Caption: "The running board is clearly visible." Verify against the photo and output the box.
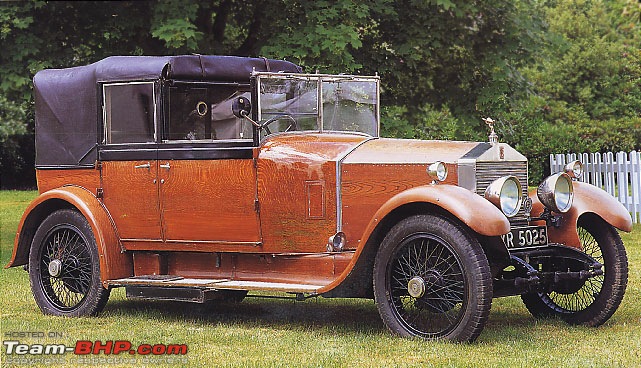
[107,275,323,294]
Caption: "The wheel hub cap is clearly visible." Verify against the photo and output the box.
[407,276,426,298]
[48,259,63,278]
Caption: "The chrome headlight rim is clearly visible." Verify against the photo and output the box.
[427,161,448,183]
[484,175,523,218]
[537,172,574,213]
[564,160,584,179]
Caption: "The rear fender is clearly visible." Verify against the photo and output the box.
[530,181,632,249]
[6,186,132,285]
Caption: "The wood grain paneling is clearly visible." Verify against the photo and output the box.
[37,169,100,194]
[340,163,458,249]
[257,133,367,253]
[133,252,166,276]
[152,251,356,287]
[306,181,325,219]
[101,160,163,240]
[159,159,261,243]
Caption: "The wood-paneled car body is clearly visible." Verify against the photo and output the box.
[7,55,632,342]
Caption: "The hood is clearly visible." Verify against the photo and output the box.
[259,132,372,164]
[260,135,526,166]
[343,138,497,164]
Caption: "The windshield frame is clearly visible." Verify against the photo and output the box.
[252,72,380,142]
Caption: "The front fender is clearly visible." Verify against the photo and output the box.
[6,186,132,285]
[530,181,633,248]
[319,184,509,295]
[359,184,511,241]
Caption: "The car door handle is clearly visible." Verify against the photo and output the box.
[134,163,151,169]
[160,163,170,170]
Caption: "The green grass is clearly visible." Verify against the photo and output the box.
[1,190,640,367]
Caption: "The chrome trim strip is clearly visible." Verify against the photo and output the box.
[335,137,378,232]
[457,158,477,192]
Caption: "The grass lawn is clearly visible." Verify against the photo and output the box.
[1,190,640,367]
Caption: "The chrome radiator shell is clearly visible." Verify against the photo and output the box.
[458,143,529,221]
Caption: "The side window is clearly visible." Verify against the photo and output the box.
[167,84,251,141]
[103,82,156,144]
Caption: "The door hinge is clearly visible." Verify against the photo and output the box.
[96,188,104,199]
[254,199,260,212]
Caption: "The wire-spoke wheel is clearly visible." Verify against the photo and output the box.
[521,214,628,326]
[373,214,492,342]
[29,209,110,316]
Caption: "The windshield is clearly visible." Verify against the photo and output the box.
[256,73,379,137]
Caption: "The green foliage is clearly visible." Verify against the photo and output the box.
[0,95,28,176]
[0,0,639,188]
[151,0,202,51]
[0,95,26,142]
[261,1,369,72]
[381,104,481,142]
[524,0,641,121]
[496,0,641,183]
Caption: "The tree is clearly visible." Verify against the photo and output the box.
[495,0,641,182]
[2,0,635,188]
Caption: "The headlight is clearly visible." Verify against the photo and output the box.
[564,160,583,179]
[537,173,574,213]
[484,176,523,217]
[427,161,448,182]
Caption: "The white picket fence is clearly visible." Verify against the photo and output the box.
[550,151,641,224]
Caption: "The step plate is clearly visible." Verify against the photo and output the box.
[108,276,322,293]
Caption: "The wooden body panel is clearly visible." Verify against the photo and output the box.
[341,163,458,248]
[36,168,100,194]
[130,251,353,287]
[16,135,526,294]
[256,133,368,253]
[339,138,500,249]
[133,252,166,276]
[101,161,163,240]
[160,159,260,243]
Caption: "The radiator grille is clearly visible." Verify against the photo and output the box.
[475,161,529,221]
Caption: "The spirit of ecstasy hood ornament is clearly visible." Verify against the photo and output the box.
[482,117,498,145]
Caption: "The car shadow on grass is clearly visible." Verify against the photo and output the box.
[102,292,550,340]
[103,293,387,335]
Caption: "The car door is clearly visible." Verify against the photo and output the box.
[157,83,261,248]
[99,81,163,243]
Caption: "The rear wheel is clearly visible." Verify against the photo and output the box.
[29,209,110,316]
[373,214,492,342]
[521,214,628,326]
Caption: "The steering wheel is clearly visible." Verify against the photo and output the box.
[260,114,298,135]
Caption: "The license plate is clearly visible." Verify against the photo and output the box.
[501,226,548,249]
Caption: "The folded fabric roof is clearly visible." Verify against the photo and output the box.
[33,55,301,167]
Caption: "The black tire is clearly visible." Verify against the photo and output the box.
[373,214,493,342]
[28,209,110,316]
[521,214,628,326]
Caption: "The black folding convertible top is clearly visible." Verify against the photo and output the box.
[33,55,301,168]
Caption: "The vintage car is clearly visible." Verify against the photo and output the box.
[7,55,632,342]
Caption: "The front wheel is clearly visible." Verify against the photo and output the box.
[373,214,493,342]
[29,209,110,316]
[521,214,628,326]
